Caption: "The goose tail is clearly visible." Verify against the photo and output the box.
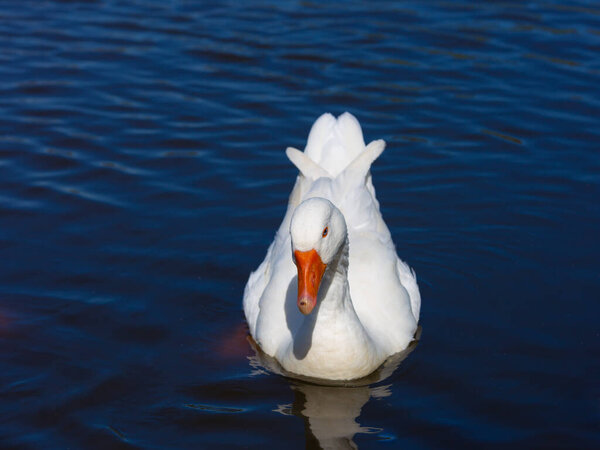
[286,112,385,181]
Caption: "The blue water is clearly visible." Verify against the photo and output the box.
[1,0,599,448]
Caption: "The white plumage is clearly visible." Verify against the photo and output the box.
[243,112,420,380]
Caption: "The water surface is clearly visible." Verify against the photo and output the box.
[1,1,599,448]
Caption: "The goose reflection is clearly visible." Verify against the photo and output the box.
[248,329,419,449]
[275,382,391,450]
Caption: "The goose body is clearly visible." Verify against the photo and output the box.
[243,113,420,381]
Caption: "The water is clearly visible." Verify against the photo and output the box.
[1,0,598,447]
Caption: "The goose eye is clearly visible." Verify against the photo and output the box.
[322,227,328,238]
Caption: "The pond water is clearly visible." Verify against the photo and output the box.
[1,1,598,448]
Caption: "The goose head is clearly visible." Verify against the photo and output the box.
[290,197,347,315]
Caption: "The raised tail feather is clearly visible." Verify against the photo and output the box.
[286,112,385,180]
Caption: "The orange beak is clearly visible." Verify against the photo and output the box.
[294,249,327,315]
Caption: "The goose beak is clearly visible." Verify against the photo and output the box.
[294,249,326,315]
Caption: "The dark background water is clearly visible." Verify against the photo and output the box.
[1,0,599,448]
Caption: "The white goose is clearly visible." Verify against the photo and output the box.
[243,113,420,381]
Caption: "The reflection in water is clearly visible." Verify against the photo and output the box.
[276,382,390,450]
[248,331,419,449]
